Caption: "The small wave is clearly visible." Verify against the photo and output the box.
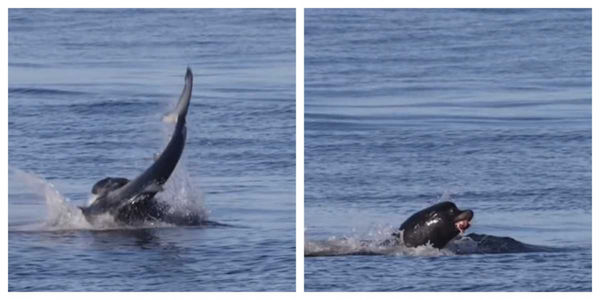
[8,62,46,68]
[9,87,87,96]
[308,98,589,110]
[211,87,273,94]
[69,99,157,109]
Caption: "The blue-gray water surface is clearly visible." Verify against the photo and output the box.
[8,9,295,291]
[304,9,591,292]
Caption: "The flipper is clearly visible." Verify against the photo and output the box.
[162,67,193,124]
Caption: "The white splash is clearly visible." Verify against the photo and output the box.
[12,169,93,230]
[304,225,455,257]
[158,159,209,222]
[11,164,208,231]
[155,113,209,222]
[87,194,99,205]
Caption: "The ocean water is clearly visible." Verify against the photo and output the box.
[8,9,295,291]
[304,9,591,291]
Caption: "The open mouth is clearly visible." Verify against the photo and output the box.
[454,209,474,234]
[455,219,471,234]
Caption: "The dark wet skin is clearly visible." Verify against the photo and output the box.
[394,201,474,249]
[459,233,557,254]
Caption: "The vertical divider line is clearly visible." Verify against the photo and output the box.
[295,7,305,293]
[1,8,8,292]
[592,6,599,295]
